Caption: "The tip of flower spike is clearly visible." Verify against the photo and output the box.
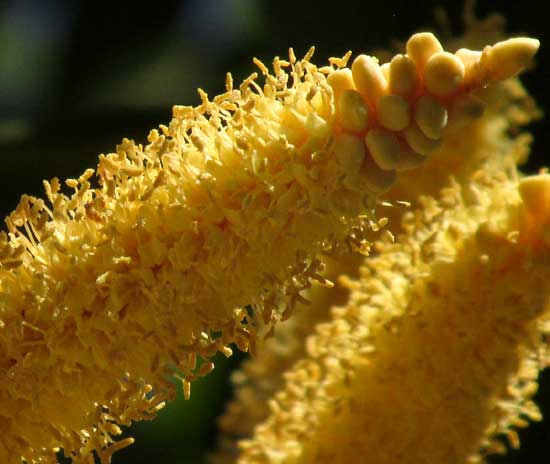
[485,37,540,81]
[324,31,540,192]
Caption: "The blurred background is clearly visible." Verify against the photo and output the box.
[0,0,549,462]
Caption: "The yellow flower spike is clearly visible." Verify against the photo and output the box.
[0,28,541,464]
[236,174,550,464]
[214,14,543,460]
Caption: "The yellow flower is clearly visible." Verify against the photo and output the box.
[0,28,538,463]
[236,172,550,464]
[214,14,541,461]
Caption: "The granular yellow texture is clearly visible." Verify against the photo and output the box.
[237,171,550,464]
[0,25,539,463]
[214,14,541,461]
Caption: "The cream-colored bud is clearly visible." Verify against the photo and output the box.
[338,90,369,132]
[485,37,540,81]
[327,68,355,101]
[414,95,448,140]
[305,112,330,138]
[389,54,418,97]
[405,32,443,70]
[351,55,388,105]
[377,94,411,131]
[365,128,402,170]
[403,122,442,155]
[424,52,465,96]
[360,152,397,193]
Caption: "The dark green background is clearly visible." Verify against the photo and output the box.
[1,0,549,462]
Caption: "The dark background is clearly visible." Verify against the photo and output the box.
[1,0,549,462]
